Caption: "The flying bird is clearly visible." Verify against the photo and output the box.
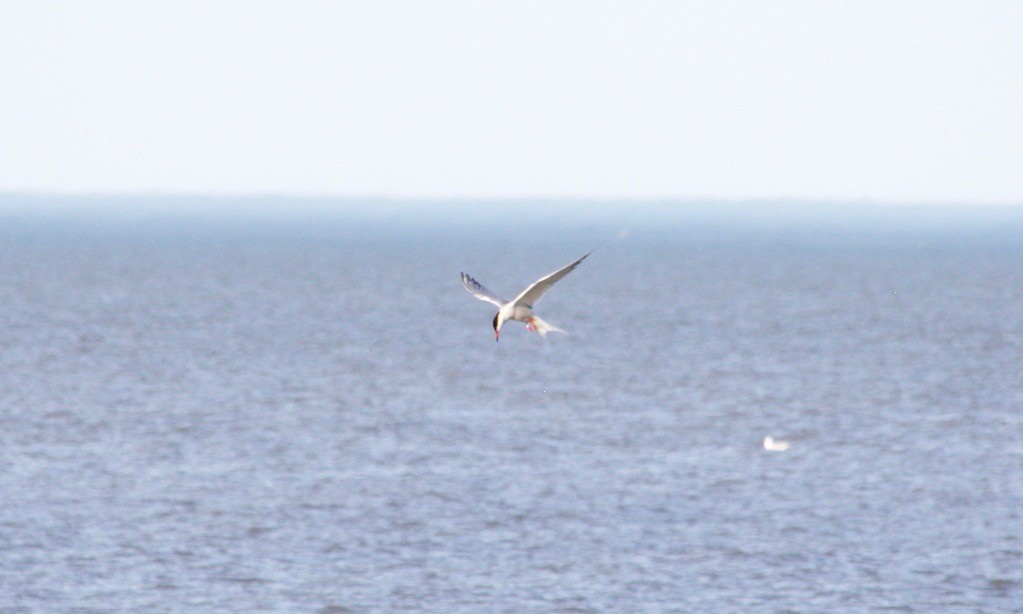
[461,252,590,341]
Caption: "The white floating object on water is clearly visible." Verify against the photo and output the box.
[763,436,790,452]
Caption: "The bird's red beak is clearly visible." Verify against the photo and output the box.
[495,330,500,342]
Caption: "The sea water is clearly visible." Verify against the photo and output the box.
[1,202,1021,611]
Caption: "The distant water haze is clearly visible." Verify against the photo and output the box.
[1,197,1021,610]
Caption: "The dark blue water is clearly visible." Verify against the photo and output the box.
[1,204,1022,611]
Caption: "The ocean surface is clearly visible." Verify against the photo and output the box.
[2,203,1022,612]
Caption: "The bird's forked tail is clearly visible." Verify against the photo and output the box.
[528,316,566,337]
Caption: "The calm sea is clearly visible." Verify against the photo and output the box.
[1,201,1022,611]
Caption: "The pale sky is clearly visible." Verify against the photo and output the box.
[2,1,1022,204]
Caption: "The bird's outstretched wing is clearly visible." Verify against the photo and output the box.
[511,251,591,309]
[461,272,506,307]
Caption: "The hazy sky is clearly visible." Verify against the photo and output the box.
[2,2,1021,204]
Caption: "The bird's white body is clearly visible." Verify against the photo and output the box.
[501,304,535,325]
[496,303,563,337]
[461,252,589,340]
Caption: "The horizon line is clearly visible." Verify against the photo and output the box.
[1,190,1022,209]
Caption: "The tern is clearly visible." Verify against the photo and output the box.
[763,436,790,452]
[461,252,590,341]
